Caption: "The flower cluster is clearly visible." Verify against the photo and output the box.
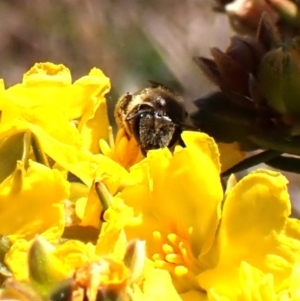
[192,13,300,175]
[0,63,299,301]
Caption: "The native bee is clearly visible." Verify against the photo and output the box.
[114,81,187,155]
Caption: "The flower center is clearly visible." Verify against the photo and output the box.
[152,230,203,292]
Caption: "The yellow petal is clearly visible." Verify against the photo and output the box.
[207,262,277,301]
[23,62,71,85]
[141,265,182,301]
[5,239,30,280]
[180,290,208,301]
[77,68,111,154]
[289,261,300,299]
[96,196,140,258]
[5,63,109,121]
[28,122,127,186]
[121,131,223,258]
[217,142,245,173]
[53,240,96,275]
[0,160,67,241]
[80,181,104,229]
[198,170,300,297]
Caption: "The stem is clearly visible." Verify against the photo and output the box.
[248,134,300,156]
[221,149,282,176]
[266,155,300,174]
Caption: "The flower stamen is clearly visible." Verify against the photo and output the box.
[152,230,201,277]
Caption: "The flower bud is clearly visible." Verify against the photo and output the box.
[28,236,64,295]
[123,240,146,284]
[225,0,279,34]
[258,39,300,121]
[268,0,300,25]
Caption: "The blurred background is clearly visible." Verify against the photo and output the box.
[0,0,299,214]
[0,0,234,110]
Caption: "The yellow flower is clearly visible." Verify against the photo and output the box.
[122,131,222,248]
[0,62,121,186]
[2,62,300,301]
[105,130,300,300]
[117,131,223,293]
[5,209,181,300]
[5,191,139,282]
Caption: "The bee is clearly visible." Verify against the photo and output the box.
[114,81,187,155]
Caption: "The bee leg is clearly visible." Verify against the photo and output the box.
[141,147,147,157]
[178,135,186,147]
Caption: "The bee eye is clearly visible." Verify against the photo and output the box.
[125,103,153,121]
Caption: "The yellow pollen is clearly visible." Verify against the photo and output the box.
[167,233,181,245]
[162,244,174,254]
[154,259,169,269]
[153,231,162,241]
[152,253,161,261]
[165,254,184,265]
[153,230,201,278]
[174,265,189,277]
[179,242,187,255]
